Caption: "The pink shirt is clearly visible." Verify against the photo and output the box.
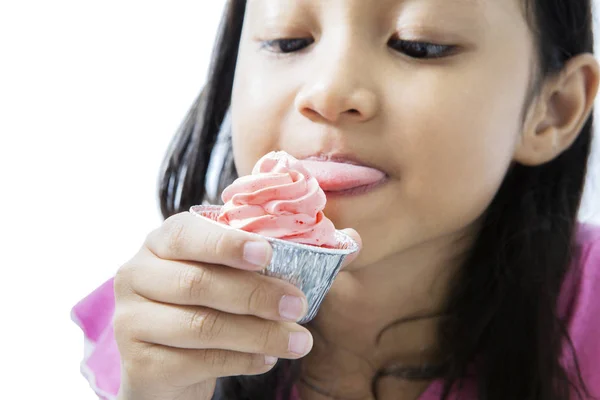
[72,223,600,400]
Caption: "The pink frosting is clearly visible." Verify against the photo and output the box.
[218,151,337,247]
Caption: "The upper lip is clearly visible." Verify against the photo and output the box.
[301,152,387,175]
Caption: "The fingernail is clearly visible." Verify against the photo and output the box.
[243,242,270,269]
[289,332,311,355]
[279,295,306,321]
[265,355,278,365]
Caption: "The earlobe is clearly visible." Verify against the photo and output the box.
[513,54,600,167]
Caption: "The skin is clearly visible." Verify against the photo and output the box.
[230,0,599,398]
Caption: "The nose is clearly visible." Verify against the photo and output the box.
[295,52,379,124]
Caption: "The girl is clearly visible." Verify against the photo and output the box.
[72,0,600,399]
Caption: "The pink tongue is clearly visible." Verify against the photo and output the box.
[302,160,386,192]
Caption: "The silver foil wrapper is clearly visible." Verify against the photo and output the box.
[189,205,359,324]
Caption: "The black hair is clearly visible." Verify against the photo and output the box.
[158,0,596,399]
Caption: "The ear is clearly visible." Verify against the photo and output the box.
[514,54,600,166]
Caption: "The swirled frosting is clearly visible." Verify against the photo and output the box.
[218,151,337,247]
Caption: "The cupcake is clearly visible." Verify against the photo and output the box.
[190,151,359,323]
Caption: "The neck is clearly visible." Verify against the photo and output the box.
[299,228,475,398]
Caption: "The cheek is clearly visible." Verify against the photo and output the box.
[386,60,528,234]
[230,55,290,176]
[407,91,520,194]
[230,116,271,177]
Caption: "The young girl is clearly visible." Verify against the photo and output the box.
[72,0,600,399]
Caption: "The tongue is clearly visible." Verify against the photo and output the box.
[301,160,386,192]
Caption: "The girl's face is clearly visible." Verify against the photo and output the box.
[230,0,535,267]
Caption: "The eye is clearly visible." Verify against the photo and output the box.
[262,38,314,54]
[388,38,455,59]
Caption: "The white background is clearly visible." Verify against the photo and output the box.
[0,1,598,398]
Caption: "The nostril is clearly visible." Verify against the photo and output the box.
[301,107,323,122]
[348,109,360,115]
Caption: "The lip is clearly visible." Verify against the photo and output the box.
[300,153,388,195]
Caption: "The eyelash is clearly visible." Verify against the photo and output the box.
[261,38,455,59]
[388,38,455,59]
[262,38,314,54]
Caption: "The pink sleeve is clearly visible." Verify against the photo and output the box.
[560,224,600,398]
[71,278,121,400]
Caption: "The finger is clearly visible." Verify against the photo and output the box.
[124,301,313,359]
[339,228,362,269]
[129,251,308,322]
[124,343,278,388]
[145,212,273,271]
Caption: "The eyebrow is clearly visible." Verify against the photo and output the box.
[248,0,488,34]
[248,0,488,23]
[249,0,485,7]
[246,0,319,29]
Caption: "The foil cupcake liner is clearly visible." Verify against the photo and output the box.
[189,205,359,324]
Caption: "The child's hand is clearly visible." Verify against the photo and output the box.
[113,212,313,400]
